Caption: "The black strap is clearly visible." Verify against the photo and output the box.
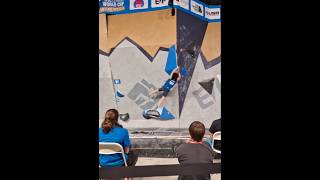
[99,163,220,179]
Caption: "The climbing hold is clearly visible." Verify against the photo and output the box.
[116,91,125,97]
[181,67,187,77]
[113,79,121,84]
[142,109,160,119]
[120,113,130,121]
[142,106,175,120]
[165,45,178,76]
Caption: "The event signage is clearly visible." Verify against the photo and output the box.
[151,0,169,8]
[99,0,221,22]
[190,0,204,16]
[205,7,220,20]
[99,0,126,13]
[130,0,149,10]
[174,0,189,10]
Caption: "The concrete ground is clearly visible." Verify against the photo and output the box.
[133,158,221,180]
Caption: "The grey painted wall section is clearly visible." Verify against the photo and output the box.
[106,39,180,129]
[99,54,117,127]
[179,54,221,128]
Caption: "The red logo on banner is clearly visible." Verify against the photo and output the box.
[134,0,145,8]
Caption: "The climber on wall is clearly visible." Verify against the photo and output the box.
[148,67,182,109]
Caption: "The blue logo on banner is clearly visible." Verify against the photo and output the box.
[100,0,125,13]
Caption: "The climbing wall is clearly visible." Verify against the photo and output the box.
[106,38,180,129]
[99,9,220,130]
[179,54,221,128]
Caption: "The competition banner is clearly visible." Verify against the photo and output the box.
[99,0,221,22]
[99,0,126,13]
[205,6,221,21]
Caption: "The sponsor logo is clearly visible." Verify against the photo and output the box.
[155,0,167,5]
[99,0,125,13]
[191,1,203,16]
[206,11,219,16]
[174,0,189,10]
[192,4,202,13]
[130,0,148,10]
[205,7,220,20]
[134,0,145,8]
[152,0,169,8]
[180,0,189,9]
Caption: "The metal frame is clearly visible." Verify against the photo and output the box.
[99,142,128,166]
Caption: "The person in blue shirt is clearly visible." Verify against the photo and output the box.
[99,109,138,167]
[149,67,181,109]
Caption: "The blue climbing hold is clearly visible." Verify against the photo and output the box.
[165,45,178,76]
[180,67,187,77]
[114,79,121,84]
[159,106,175,120]
[116,91,124,98]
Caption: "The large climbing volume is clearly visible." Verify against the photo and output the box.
[159,106,175,120]
[165,45,178,76]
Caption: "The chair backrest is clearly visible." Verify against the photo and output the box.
[99,142,128,166]
[212,131,221,141]
[211,131,221,154]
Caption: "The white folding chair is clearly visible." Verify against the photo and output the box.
[99,142,128,166]
[211,131,221,154]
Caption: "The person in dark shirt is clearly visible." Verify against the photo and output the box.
[209,118,221,152]
[176,121,214,180]
[209,118,221,133]
[207,118,221,159]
